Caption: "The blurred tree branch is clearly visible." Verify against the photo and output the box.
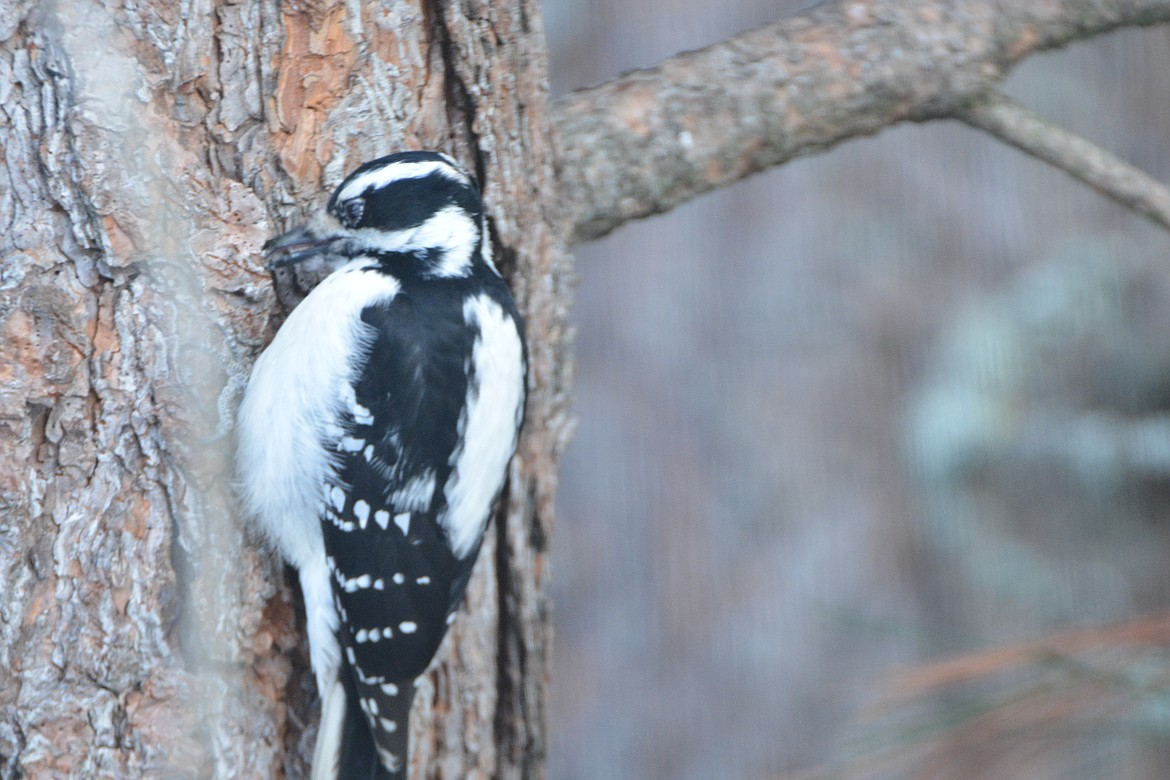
[889,612,1170,695]
[958,90,1170,231]
[553,0,1170,245]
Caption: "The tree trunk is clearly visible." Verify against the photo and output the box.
[5,0,1168,777]
[0,1,571,778]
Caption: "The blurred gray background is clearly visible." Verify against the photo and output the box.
[543,2,1170,778]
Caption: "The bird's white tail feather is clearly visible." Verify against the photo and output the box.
[311,678,347,780]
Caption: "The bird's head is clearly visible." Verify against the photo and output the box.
[264,151,492,279]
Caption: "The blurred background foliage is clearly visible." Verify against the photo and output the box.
[542,1,1170,777]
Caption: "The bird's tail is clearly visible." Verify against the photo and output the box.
[312,665,414,780]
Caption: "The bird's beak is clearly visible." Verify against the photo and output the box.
[263,223,340,270]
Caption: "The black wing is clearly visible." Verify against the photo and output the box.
[319,282,480,773]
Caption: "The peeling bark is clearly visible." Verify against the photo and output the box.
[1,0,569,777]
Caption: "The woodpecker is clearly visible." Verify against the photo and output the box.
[236,151,526,779]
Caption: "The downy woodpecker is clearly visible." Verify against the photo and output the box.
[237,151,526,779]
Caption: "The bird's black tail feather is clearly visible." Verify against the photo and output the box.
[339,660,414,780]
[336,669,391,780]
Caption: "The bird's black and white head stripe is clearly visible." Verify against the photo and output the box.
[266,151,491,280]
[237,151,526,780]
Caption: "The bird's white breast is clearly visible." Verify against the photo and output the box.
[237,260,400,569]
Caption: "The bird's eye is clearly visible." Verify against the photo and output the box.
[340,198,365,228]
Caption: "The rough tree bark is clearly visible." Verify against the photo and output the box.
[554,0,1170,243]
[1,0,1167,778]
[0,1,569,778]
